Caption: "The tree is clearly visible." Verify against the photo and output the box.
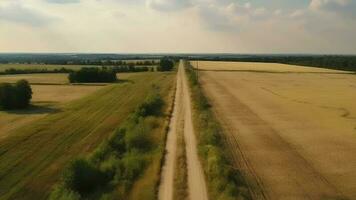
[14,80,32,108]
[157,58,174,71]
[0,83,14,109]
[0,80,32,110]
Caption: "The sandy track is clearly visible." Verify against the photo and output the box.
[159,61,208,200]
[200,71,356,200]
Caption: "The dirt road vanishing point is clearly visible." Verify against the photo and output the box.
[158,61,208,200]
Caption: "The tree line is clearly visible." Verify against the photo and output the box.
[0,80,32,110]
[68,68,117,83]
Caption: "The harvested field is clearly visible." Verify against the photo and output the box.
[0,73,69,84]
[198,61,356,200]
[0,72,174,200]
[192,61,352,73]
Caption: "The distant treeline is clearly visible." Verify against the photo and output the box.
[0,67,74,75]
[69,68,117,83]
[0,66,154,75]
[0,53,162,65]
[0,80,32,110]
[191,55,356,72]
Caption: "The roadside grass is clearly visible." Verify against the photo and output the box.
[173,118,188,200]
[0,72,174,200]
[186,62,251,200]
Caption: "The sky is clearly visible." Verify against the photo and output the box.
[0,0,355,54]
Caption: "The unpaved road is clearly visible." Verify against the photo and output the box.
[159,61,208,200]
[200,70,356,200]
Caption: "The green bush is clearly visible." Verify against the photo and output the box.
[49,185,81,200]
[62,158,107,194]
[136,92,164,117]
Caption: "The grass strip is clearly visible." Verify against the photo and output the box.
[185,62,251,200]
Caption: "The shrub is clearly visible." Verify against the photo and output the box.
[136,92,164,117]
[62,158,107,194]
[69,67,117,83]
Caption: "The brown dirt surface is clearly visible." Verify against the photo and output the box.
[199,65,356,200]
[159,61,208,200]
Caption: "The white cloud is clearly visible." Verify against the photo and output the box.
[0,2,56,27]
[146,0,192,11]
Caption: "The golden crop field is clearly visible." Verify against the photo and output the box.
[198,61,356,200]
[0,84,104,140]
[0,73,69,84]
[191,60,351,73]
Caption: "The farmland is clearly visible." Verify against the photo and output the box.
[0,72,175,200]
[192,61,353,73]
[195,61,356,199]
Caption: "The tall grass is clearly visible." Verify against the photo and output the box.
[50,88,167,200]
[185,63,251,200]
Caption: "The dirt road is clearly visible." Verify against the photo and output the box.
[200,70,356,200]
[159,61,208,200]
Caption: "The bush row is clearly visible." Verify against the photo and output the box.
[50,89,165,200]
[68,67,118,83]
[0,79,32,110]
[185,63,251,200]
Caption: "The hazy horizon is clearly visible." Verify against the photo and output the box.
[1,0,356,54]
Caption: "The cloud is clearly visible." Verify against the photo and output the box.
[309,0,356,18]
[0,3,56,27]
[46,0,80,4]
[146,0,192,11]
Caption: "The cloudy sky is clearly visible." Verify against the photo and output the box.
[0,0,355,54]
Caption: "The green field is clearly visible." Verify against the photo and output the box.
[0,72,174,200]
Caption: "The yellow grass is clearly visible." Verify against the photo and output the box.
[0,74,69,84]
[191,61,351,73]
[200,68,356,199]
[0,84,104,140]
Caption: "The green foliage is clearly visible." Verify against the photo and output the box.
[136,91,164,117]
[0,79,32,110]
[69,67,117,83]
[62,158,107,194]
[49,185,81,200]
[186,63,251,200]
[157,58,174,71]
[50,89,165,200]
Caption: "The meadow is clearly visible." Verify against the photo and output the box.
[0,72,175,200]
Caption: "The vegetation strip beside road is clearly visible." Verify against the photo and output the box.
[50,84,174,200]
[186,62,251,200]
[0,72,174,200]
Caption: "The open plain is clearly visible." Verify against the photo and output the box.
[196,61,356,200]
